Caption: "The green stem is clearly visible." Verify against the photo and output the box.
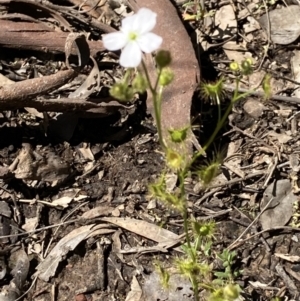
[141,60,155,95]
[188,78,246,168]
[192,276,200,301]
[179,171,199,301]
[153,67,163,92]
[178,172,192,251]
[179,172,195,266]
[155,87,166,150]
[141,60,166,150]
[216,94,221,124]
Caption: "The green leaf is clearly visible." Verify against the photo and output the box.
[214,271,228,279]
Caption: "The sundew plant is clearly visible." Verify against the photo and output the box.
[102,7,267,301]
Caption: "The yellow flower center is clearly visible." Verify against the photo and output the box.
[128,32,138,41]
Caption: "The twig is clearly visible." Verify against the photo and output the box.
[227,197,274,250]
[0,218,81,240]
[276,263,298,296]
[14,276,38,301]
[0,0,73,31]
[209,171,267,189]
[228,225,300,250]
[232,205,271,252]
[0,21,105,56]
[262,156,278,189]
[43,202,89,257]
[224,84,300,104]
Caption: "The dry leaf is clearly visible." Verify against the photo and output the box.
[268,131,292,144]
[275,253,300,262]
[35,224,112,281]
[22,217,38,232]
[68,56,101,99]
[101,217,179,242]
[78,143,95,161]
[259,179,297,230]
[125,276,143,301]
[81,205,115,219]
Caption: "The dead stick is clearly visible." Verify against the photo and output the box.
[0,70,76,102]
[0,21,105,56]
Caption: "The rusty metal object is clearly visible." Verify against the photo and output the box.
[131,0,201,155]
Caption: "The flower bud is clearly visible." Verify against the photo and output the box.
[199,225,210,236]
[110,82,134,102]
[169,127,188,143]
[229,62,239,72]
[223,284,240,300]
[241,58,253,75]
[155,50,172,68]
[166,149,183,170]
[199,162,219,185]
[132,73,148,93]
[159,68,174,86]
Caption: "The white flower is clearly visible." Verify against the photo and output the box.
[102,8,163,68]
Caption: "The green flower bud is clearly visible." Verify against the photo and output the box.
[110,82,134,102]
[166,149,183,170]
[168,127,188,143]
[159,68,174,86]
[199,225,210,236]
[199,162,219,185]
[241,58,253,75]
[245,57,252,65]
[229,62,239,72]
[192,221,215,238]
[223,284,240,300]
[155,50,172,68]
[200,78,224,104]
[132,73,148,93]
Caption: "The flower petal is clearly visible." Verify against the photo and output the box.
[137,32,162,53]
[120,42,142,68]
[121,14,137,34]
[133,8,157,34]
[102,32,127,51]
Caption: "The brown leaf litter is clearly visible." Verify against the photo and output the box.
[2,1,300,301]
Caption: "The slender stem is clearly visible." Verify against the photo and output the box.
[233,77,240,101]
[216,94,221,124]
[188,100,233,166]
[141,60,155,95]
[192,276,199,301]
[155,88,167,149]
[179,172,192,252]
[153,67,163,92]
[141,60,166,149]
[179,170,199,301]
[188,78,247,168]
